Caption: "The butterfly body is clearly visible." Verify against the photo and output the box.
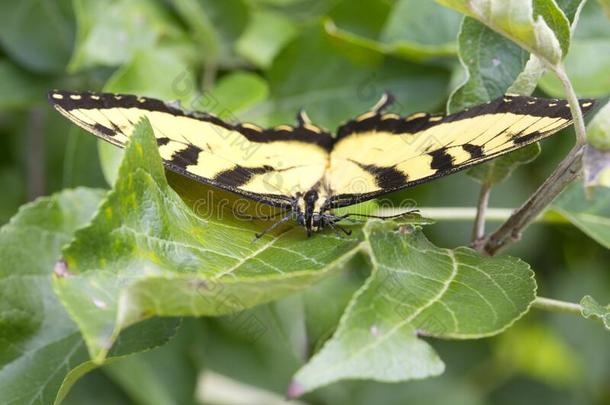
[48,90,595,237]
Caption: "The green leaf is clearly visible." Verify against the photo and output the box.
[447,17,530,113]
[0,188,179,405]
[235,10,298,68]
[54,119,362,363]
[437,0,569,66]
[68,0,184,72]
[203,71,270,119]
[102,323,198,405]
[323,0,461,62]
[290,221,536,396]
[242,25,451,129]
[0,0,74,73]
[379,0,462,60]
[538,1,610,98]
[580,295,610,330]
[448,0,586,112]
[551,182,610,248]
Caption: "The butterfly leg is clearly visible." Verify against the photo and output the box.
[234,209,289,221]
[327,220,352,236]
[253,212,294,241]
[341,210,419,220]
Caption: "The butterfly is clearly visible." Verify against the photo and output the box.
[48,90,595,238]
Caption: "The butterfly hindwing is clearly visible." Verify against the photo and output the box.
[325,94,595,207]
[49,90,332,207]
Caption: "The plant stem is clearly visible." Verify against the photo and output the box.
[532,296,582,315]
[376,207,569,223]
[483,146,583,255]
[482,62,588,255]
[472,183,491,244]
[552,64,588,145]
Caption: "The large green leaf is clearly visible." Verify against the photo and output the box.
[0,188,179,405]
[54,119,362,362]
[437,0,570,66]
[447,18,530,113]
[551,183,610,248]
[290,221,536,396]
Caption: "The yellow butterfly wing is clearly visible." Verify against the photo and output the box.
[325,95,595,208]
[49,90,331,207]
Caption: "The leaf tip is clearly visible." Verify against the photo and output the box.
[286,380,304,399]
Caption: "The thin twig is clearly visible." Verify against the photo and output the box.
[482,62,588,255]
[484,146,583,255]
[471,183,491,248]
[531,296,582,315]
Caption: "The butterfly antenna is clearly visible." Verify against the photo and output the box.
[253,212,293,242]
[371,91,396,114]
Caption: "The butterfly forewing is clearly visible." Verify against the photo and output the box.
[325,95,595,207]
[49,90,332,207]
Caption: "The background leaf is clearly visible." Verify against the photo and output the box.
[580,295,610,330]
[68,0,184,72]
[539,0,610,98]
[437,0,569,66]
[551,183,610,249]
[0,188,179,405]
[290,221,536,396]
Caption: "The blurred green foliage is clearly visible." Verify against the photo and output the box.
[0,0,609,404]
